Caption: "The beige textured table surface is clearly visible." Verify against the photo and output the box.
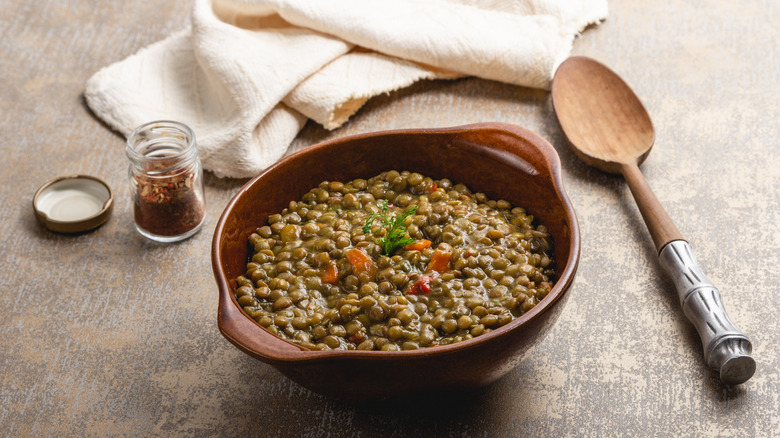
[1,1,778,436]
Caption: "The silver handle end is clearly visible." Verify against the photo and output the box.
[709,336,755,385]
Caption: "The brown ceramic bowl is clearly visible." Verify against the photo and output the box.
[212,122,580,400]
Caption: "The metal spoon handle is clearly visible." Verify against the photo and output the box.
[658,240,755,384]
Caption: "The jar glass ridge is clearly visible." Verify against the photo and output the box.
[126,121,206,243]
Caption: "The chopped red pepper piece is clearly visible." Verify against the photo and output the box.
[406,275,434,295]
[428,183,438,194]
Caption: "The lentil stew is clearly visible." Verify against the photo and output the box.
[235,170,555,351]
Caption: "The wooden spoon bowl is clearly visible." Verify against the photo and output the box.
[552,56,655,174]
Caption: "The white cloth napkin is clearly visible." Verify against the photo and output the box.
[85,0,607,178]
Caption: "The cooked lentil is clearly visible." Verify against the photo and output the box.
[235,171,555,351]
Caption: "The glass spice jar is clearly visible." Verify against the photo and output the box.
[126,121,205,243]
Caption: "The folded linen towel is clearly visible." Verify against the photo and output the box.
[85,0,607,178]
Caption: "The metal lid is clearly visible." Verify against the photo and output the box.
[33,175,114,233]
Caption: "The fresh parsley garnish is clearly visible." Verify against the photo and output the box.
[362,199,418,256]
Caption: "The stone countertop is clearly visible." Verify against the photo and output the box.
[1,1,777,436]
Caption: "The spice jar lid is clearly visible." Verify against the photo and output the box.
[33,175,114,233]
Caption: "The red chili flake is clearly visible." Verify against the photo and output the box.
[428,183,438,194]
[133,158,204,237]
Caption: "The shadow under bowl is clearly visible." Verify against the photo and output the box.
[212,122,580,400]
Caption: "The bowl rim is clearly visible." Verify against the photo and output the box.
[213,122,580,363]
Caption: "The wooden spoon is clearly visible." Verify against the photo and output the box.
[551,56,755,384]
